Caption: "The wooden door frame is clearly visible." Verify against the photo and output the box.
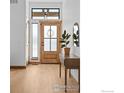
[40,20,62,63]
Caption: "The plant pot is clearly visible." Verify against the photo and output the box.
[64,48,70,56]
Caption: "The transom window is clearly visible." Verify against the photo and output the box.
[32,8,60,20]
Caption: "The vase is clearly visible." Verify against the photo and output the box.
[64,48,70,56]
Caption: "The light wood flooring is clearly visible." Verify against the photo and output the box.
[10,64,79,93]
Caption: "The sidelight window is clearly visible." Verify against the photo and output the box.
[32,23,38,58]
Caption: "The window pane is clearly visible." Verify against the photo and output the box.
[51,26,57,38]
[32,16,44,19]
[47,16,59,19]
[33,9,43,12]
[51,39,57,51]
[49,9,59,12]
[44,26,50,38]
[44,39,50,51]
[32,24,38,57]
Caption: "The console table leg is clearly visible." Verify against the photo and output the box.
[69,69,71,77]
[65,69,67,92]
[59,63,61,78]
[78,68,80,92]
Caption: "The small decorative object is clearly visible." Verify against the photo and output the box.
[73,23,79,47]
[61,30,71,56]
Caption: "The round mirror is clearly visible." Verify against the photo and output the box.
[73,23,79,47]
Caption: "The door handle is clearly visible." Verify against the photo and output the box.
[41,42,44,46]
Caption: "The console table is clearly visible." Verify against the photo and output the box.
[59,53,80,92]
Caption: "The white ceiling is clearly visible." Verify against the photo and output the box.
[29,0,63,3]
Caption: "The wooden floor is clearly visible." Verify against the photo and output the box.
[10,64,79,93]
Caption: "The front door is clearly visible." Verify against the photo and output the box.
[40,20,61,63]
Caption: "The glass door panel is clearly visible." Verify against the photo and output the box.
[44,26,50,38]
[51,26,57,38]
[51,39,57,51]
[44,39,50,51]
[43,25,57,51]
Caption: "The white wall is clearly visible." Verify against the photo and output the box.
[26,0,30,64]
[62,0,80,55]
[63,0,80,81]
[10,0,26,66]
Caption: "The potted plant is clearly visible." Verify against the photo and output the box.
[61,30,71,56]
